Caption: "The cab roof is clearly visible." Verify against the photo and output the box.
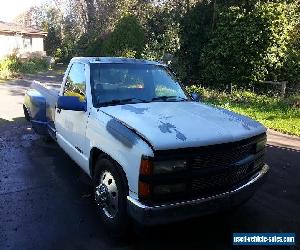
[70,57,165,66]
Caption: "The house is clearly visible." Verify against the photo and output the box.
[0,21,47,58]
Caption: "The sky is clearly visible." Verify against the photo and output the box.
[0,0,46,22]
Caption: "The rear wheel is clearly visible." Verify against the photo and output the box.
[42,134,54,143]
[23,105,30,121]
[93,157,129,234]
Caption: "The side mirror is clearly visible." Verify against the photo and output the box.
[191,93,200,102]
[57,96,87,111]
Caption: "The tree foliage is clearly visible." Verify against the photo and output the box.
[15,0,300,94]
[177,0,214,82]
[142,8,180,60]
[200,2,299,88]
[100,16,145,57]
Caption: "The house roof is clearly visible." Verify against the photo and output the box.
[0,21,47,36]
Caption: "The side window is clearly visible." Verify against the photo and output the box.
[64,63,86,102]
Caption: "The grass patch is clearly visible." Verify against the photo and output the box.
[51,64,67,75]
[0,55,49,80]
[187,86,300,136]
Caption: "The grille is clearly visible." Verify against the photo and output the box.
[190,162,254,196]
[150,133,266,202]
[190,142,255,169]
[188,135,265,196]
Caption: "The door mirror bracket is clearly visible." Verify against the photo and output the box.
[191,93,201,102]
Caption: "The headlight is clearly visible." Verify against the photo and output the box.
[153,160,187,174]
[139,157,187,199]
[256,139,266,152]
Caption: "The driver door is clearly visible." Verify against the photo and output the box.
[55,62,90,172]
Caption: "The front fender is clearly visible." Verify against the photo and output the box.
[87,110,154,199]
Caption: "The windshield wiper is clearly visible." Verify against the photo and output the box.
[99,98,148,106]
[151,96,188,102]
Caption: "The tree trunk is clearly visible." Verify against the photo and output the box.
[186,0,190,12]
[79,0,96,34]
[212,0,217,31]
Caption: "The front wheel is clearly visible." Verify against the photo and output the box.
[93,157,129,234]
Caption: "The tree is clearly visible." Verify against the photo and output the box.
[176,0,215,82]
[15,3,63,57]
[142,7,180,61]
[101,16,145,57]
[200,2,299,88]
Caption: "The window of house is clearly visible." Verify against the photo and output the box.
[23,36,32,49]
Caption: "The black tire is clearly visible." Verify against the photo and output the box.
[42,135,54,143]
[93,156,129,235]
[23,105,30,121]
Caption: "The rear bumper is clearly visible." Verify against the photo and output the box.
[127,164,269,225]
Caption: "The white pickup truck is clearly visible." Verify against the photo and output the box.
[23,57,269,231]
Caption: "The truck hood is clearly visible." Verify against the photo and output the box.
[100,102,266,150]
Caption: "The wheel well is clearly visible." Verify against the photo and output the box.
[89,147,129,193]
[89,147,105,177]
[23,105,30,121]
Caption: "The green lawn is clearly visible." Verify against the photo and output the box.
[187,86,300,136]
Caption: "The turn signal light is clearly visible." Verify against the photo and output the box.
[139,181,151,198]
[140,157,153,176]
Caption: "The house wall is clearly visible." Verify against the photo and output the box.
[0,34,19,58]
[31,36,44,52]
[0,33,45,58]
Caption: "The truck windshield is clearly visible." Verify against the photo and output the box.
[90,63,189,107]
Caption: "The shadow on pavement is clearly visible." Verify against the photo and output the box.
[0,117,26,127]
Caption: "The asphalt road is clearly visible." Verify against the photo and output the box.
[0,73,299,250]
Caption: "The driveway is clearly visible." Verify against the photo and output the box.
[0,73,299,250]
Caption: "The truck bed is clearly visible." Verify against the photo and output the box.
[31,80,61,96]
[24,80,61,136]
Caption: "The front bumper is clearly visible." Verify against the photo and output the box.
[127,164,269,225]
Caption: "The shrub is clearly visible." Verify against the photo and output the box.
[20,57,49,73]
[0,55,49,79]
[0,55,21,79]
[285,95,300,108]
[85,38,103,57]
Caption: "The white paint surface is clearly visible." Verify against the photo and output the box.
[0,34,45,58]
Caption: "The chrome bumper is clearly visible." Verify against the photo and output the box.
[127,164,269,225]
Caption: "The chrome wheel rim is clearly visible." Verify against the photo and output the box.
[95,171,118,219]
